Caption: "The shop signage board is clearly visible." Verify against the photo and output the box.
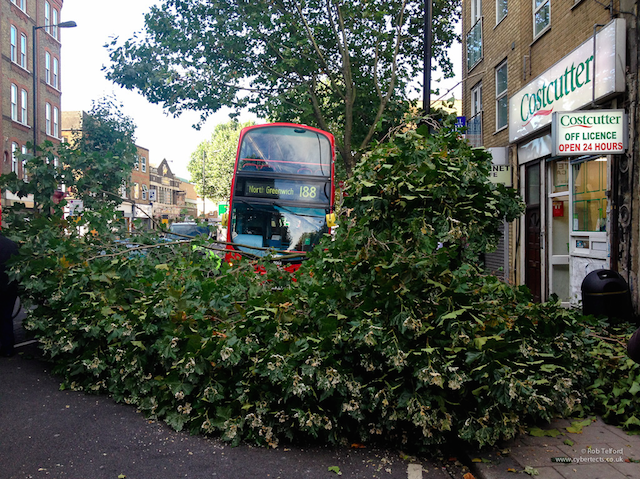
[552,110,627,156]
[509,18,626,143]
[489,165,512,186]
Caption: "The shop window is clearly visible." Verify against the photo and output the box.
[552,159,569,194]
[572,157,607,232]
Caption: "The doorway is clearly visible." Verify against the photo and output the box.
[525,162,542,302]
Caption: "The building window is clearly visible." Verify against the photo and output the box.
[45,52,51,84]
[21,89,28,124]
[45,2,51,34]
[496,0,507,24]
[534,0,550,38]
[53,107,59,137]
[11,84,18,121]
[572,158,607,232]
[495,60,508,130]
[10,26,17,63]
[46,103,52,135]
[11,143,19,174]
[134,155,139,170]
[20,33,27,69]
[120,182,128,198]
[471,82,483,117]
[141,157,147,172]
[467,82,483,147]
[142,184,148,200]
[467,0,483,71]
[52,9,59,39]
[134,182,140,200]
[21,145,29,181]
[53,58,59,89]
[11,0,26,11]
[471,0,482,23]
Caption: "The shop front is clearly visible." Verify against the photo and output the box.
[509,18,627,305]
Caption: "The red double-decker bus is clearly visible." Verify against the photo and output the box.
[225,123,335,268]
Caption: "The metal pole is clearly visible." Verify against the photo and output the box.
[32,25,38,153]
[202,150,206,217]
[423,0,433,116]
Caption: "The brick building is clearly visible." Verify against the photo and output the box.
[462,0,640,310]
[149,159,183,221]
[1,0,71,209]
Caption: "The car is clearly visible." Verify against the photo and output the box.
[165,222,213,241]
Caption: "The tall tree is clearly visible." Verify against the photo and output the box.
[188,120,253,203]
[68,96,138,208]
[105,0,460,176]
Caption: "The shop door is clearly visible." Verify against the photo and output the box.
[525,162,542,302]
[548,160,570,304]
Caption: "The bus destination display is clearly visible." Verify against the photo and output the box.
[238,178,329,204]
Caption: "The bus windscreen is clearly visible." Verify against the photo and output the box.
[230,203,328,256]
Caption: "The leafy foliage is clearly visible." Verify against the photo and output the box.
[585,325,640,430]
[187,120,254,202]
[3,120,638,451]
[62,95,138,208]
[105,0,460,174]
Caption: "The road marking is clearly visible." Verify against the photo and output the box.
[408,463,422,479]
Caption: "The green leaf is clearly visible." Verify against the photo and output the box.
[130,341,146,350]
[528,427,563,438]
[629,381,640,395]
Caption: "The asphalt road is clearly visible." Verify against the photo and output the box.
[0,317,468,479]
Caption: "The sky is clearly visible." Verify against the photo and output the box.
[60,0,460,182]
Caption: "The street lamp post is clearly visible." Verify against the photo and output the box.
[202,150,206,217]
[423,0,432,116]
[32,20,77,153]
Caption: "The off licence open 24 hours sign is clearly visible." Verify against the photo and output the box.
[552,109,627,156]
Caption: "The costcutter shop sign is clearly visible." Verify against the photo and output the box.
[552,110,627,156]
[509,18,626,143]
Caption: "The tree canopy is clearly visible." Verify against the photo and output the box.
[105,0,460,175]
[187,120,253,203]
[67,96,138,208]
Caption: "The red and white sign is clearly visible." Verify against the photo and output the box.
[552,110,627,156]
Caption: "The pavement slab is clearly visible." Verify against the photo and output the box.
[467,417,640,479]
